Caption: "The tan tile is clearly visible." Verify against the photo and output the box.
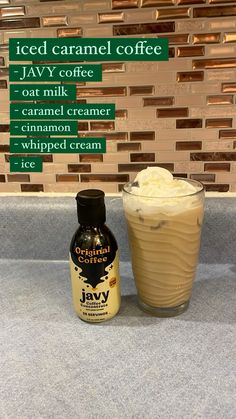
[110,97,142,108]
[126,9,154,22]
[29,28,57,38]
[118,72,174,84]
[91,163,117,173]
[27,1,81,15]
[81,173,128,183]
[191,83,220,94]
[83,0,111,10]
[175,161,203,171]
[84,26,112,37]
[128,108,156,120]
[191,106,236,117]
[43,164,67,174]
[53,154,78,163]
[176,20,205,32]
[106,142,119,153]
[0,183,21,192]
[231,163,236,172]
[44,184,81,193]
[30,174,56,183]
[157,151,190,162]
[3,30,28,43]
[0,154,6,164]
[175,95,205,106]
[191,129,217,141]
[158,59,192,71]
[0,133,9,143]
[157,129,190,140]
[216,173,236,183]
[126,62,158,73]
[103,152,129,163]
[207,45,236,57]
[142,141,175,151]
[203,141,233,151]
[70,14,96,25]
[0,113,9,124]
[0,163,8,173]
[206,70,236,81]
[207,19,236,31]
[0,101,9,112]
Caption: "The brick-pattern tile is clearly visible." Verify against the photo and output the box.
[1,0,236,192]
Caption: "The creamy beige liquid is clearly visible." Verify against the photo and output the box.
[124,203,204,308]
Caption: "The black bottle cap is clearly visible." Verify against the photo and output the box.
[76,189,106,226]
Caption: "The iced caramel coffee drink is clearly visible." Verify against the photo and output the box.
[123,167,204,317]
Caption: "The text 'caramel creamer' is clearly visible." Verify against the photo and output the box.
[70,189,120,323]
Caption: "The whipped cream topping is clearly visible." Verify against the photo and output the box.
[133,167,196,197]
[124,167,202,215]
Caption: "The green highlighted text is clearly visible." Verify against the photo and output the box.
[10,138,106,154]
[10,84,76,101]
[10,156,43,172]
[10,103,115,120]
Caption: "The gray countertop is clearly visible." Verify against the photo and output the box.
[0,197,235,419]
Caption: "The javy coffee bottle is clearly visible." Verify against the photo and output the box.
[70,189,120,323]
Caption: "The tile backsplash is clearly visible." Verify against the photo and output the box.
[1,0,236,193]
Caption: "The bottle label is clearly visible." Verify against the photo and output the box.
[70,247,120,322]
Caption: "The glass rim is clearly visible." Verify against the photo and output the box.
[122,177,205,199]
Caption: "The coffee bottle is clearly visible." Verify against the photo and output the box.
[69,189,120,322]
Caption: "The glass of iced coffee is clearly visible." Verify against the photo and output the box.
[122,167,204,317]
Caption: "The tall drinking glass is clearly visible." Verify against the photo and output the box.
[123,179,204,317]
